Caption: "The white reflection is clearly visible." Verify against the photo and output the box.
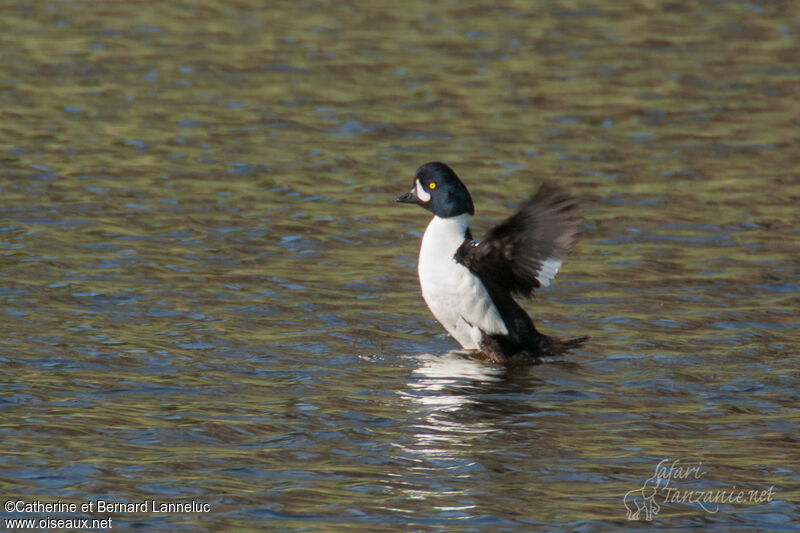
[401,351,503,411]
[412,351,503,383]
[399,352,506,450]
[386,352,539,512]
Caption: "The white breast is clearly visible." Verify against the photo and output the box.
[417,215,508,350]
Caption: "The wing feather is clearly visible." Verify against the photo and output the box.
[455,183,581,298]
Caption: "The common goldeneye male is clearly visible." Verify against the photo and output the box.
[397,162,587,363]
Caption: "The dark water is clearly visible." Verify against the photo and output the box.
[1,0,799,530]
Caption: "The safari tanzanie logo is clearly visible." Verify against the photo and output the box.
[623,458,777,521]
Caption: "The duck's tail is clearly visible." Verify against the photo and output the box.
[539,334,589,356]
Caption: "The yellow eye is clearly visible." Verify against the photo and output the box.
[429,182,436,190]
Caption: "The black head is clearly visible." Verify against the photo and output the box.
[395,162,474,218]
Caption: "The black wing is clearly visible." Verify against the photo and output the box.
[455,183,581,299]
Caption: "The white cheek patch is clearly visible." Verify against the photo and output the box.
[416,180,431,203]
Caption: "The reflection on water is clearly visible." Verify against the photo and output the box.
[2,0,799,530]
[403,353,506,463]
[412,352,506,386]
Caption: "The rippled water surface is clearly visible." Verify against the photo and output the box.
[2,0,799,530]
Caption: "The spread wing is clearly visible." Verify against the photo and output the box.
[455,183,581,299]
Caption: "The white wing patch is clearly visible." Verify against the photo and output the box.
[416,179,431,203]
[536,258,563,287]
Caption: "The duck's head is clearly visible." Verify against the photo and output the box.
[396,162,474,218]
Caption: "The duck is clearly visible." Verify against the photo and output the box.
[396,161,587,363]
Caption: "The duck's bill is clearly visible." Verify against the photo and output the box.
[396,187,419,204]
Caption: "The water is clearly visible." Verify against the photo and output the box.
[1,0,798,530]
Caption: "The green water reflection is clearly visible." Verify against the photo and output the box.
[1,0,798,530]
